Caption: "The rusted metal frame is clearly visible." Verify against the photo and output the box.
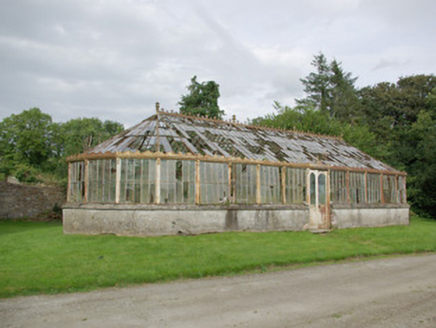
[380,174,385,204]
[346,171,350,204]
[195,160,201,205]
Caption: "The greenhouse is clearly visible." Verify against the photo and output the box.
[63,104,409,236]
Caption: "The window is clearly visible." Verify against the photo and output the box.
[349,172,365,204]
[120,159,156,203]
[285,168,306,204]
[200,162,229,204]
[383,175,398,204]
[69,161,85,202]
[88,159,117,203]
[233,164,257,204]
[160,160,195,204]
[310,173,316,205]
[367,173,381,204]
[330,170,347,204]
[318,174,326,205]
[260,166,281,204]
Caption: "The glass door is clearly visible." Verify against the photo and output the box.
[307,170,330,230]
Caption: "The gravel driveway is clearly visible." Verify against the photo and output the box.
[1,254,436,327]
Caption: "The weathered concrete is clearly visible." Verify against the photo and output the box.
[63,203,409,236]
[332,204,410,229]
[63,204,308,236]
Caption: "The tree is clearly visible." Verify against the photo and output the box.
[407,111,436,217]
[297,53,359,121]
[0,108,124,182]
[0,108,54,168]
[179,76,224,119]
[253,102,381,157]
[60,118,124,157]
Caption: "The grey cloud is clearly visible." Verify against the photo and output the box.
[1,0,436,127]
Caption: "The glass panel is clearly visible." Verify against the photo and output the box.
[349,172,365,204]
[233,164,257,204]
[160,160,195,204]
[285,168,306,204]
[383,175,397,204]
[310,173,316,205]
[69,161,85,202]
[330,170,347,204]
[88,159,116,203]
[260,166,281,204]
[200,162,229,204]
[120,159,156,204]
[367,173,381,204]
[318,174,326,205]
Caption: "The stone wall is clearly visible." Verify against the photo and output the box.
[0,181,66,219]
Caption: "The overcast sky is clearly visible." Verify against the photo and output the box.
[1,0,435,127]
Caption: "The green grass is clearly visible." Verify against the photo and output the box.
[1,216,435,298]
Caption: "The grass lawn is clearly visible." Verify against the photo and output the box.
[1,216,435,298]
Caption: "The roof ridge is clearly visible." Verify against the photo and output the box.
[156,109,343,141]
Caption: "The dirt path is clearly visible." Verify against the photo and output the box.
[2,254,436,328]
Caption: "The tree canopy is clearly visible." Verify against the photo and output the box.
[255,53,436,219]
[179,76,224,119]
[0,109,123,184]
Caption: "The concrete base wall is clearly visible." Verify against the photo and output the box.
[63,203,410,237]
[332,204,410,229]
[63,204,308,237]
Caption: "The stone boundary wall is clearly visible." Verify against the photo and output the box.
[0,182,66,219]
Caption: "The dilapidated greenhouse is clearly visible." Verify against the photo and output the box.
[63,104,409,236]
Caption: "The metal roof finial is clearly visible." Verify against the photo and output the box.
[156,102,160,113]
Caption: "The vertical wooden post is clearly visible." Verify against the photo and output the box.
[395,175,399,204]
[306,169,310,205]
[195,160,201,205]
[156,158,161,204]
[228,163,233,203]
[326,170,331,229]
[380,174,385,204]
[256,164,261,205]
[346,171,350,204]
[67,162,71,203]
[84,159,89,203]
[403,176,407,204]
[364,172,368,204]
[115,158,121,203]
[281,166,286,204]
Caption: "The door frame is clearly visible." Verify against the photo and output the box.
[306,169,331,230]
